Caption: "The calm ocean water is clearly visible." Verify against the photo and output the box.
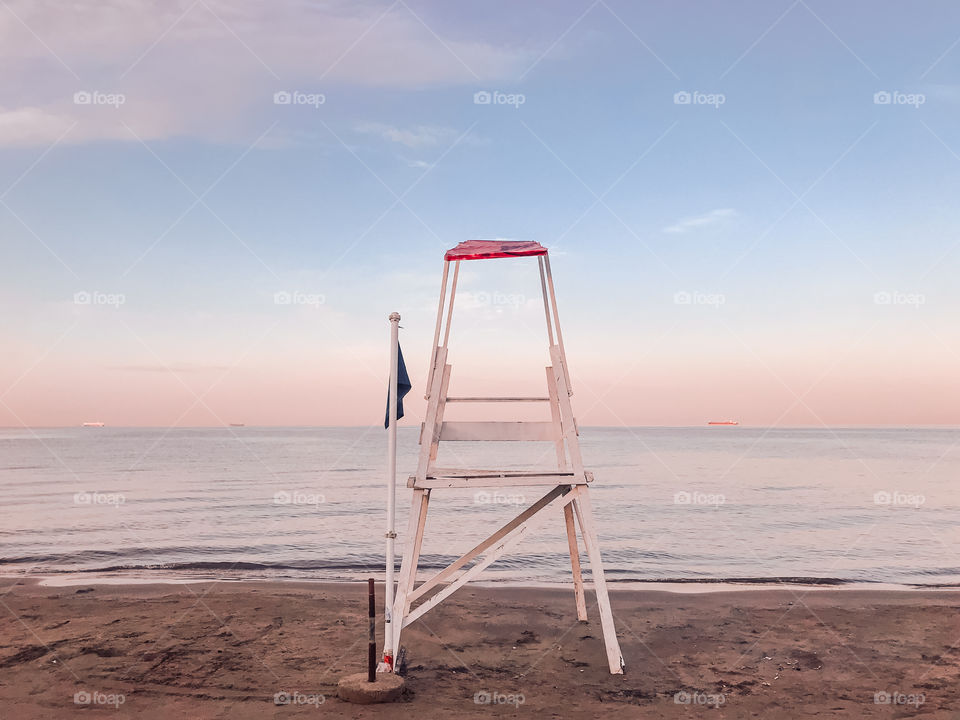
[1,427,958,586]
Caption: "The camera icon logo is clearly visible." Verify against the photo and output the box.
[73,91,92,105]
[674,91,691,105]
[74,691,92,705]
[273,91,292,105]
[474,91,492,105]
[873,91,891,105]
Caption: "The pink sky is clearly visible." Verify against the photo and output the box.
[2,344,956,427]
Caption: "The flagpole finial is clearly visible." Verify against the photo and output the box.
[389,312,401,322]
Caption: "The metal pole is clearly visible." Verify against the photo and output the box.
[368,578,376,682]
[382,311,400,671]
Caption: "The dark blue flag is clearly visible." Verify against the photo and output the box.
[384,344,412,428]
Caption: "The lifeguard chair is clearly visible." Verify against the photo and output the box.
[388,240,624,674]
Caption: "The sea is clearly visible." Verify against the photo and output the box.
[2,426,958,588]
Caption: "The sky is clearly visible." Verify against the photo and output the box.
[1,0,959,427]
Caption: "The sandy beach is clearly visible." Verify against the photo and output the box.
[0,578,957,718]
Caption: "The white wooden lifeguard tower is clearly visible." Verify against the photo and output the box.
[388,240,624,674]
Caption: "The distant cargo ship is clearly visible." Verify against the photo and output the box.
[81,422,105,427]
[708,420,739,426]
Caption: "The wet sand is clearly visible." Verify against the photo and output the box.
[1,578,958,718]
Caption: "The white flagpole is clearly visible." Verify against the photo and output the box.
[381,311,401,671]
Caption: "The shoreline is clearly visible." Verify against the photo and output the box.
[6,571,959,593]
[10,574,960,598]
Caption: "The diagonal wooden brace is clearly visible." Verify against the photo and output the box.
[395,485,575,636]
[408,485,569,605]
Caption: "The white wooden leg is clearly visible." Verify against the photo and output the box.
[573,486,624,674]
[546,366,567,470]
[564,502,588,622]
[389,488,430,665]
[428,364,451,462]
[416,350,448,483]
[549,346,584,479]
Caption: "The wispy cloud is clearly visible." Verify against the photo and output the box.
[0,0,534,147]
[0,107,77,147]
[355,122,460,148]
[663,208,736,234]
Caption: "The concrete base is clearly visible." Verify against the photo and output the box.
[337,672,405,704]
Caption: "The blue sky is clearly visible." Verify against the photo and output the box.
[1,0,959,426]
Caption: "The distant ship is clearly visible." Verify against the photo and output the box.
[81,422,105,427]
[707,420,739,426]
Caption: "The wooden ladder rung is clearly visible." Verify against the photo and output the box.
[408,470,593,489]
[428,467,575,477]
[445,396,550,402]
